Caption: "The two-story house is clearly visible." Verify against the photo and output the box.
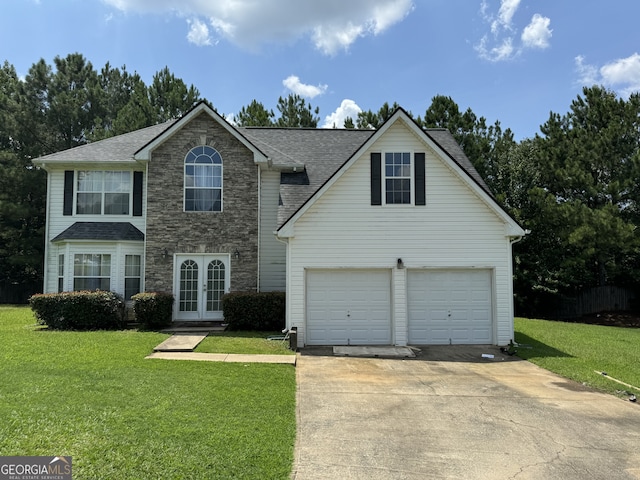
[33,102,525,348]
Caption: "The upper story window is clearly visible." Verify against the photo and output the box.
[385,152,412,204]
[371,152,425,206]
[76,171,131,215]
[184,146,223,212]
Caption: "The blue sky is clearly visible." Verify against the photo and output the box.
[2,0,640,140]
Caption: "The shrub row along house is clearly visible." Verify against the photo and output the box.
[33,102,525,348]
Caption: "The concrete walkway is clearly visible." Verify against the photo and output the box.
[148,333,297,364]
[146,351,296,364]
[153,333,208,352]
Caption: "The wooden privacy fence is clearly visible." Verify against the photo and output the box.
[0,280,42,304]
[553,285,637,319]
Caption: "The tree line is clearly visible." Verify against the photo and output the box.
[2,52,639,315]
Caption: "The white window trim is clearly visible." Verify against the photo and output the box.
[183,146,224,213]
[382,151,414,206]
[75,170,133,216]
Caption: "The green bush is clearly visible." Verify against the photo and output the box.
[223,291,285,331]
[29,291,126,330]
[131,292,174,329]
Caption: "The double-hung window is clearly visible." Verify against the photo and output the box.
[371,152,426,206]
[124,255,142,300]
[73,254,111,291]
[385,152,412,204]
[76,171,131,215]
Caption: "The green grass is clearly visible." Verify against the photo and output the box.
[0,306,296,479]
[196,331,295,355]
[515,317,640,397]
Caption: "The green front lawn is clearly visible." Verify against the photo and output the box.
[195,331,295,355]
[515,317,640,397]
[0,306,296,479]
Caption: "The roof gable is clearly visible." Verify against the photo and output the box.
[134,102,268,164]
[276,108,524,237]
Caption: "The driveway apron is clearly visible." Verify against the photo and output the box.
[292,346,640,480]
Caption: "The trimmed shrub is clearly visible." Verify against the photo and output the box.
[29,291,126,330]
[131,292,174,330]
[223,291,285,331]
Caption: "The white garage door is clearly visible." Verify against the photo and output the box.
[408,269,492,345]
[306,270,391,345]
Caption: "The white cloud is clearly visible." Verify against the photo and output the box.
[475,35,515,62]
[102,0,414,55]
[491,0,520,33]
[322,99,362,128]
[575,53,640,97]
[521,14,551,49]
[574,55,599,86]
[186,18,212,46]
[282,75,328,99]
[476,1,551,62]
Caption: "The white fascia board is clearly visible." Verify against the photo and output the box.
[398,115,526,238]
[276,108,525,239]
[134,102,269,164]
[35,160,143,171]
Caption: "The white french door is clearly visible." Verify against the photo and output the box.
[174,254,230,321]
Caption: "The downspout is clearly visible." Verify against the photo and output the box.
[275,233,291,330]
[507,229,530,343]
[41,165,51,293]
[256,165,261,292]
[142,160,149,295]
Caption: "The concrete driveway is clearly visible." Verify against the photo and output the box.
[292,346,640,480]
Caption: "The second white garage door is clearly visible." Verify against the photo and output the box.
[306,269,391,345]
[408,269,492,345]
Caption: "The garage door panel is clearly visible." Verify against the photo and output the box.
[408,269,492,345]
[307,270,391,345]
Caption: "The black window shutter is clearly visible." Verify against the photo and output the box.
[133,171,143,216]
[415,153,426,206]
[371,153,382,206]
[63,170,74,216]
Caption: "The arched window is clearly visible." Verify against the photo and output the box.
[184,146,222,212]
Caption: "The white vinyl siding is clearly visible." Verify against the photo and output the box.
[285,122,515,347]
[42,168,146,295]
[259,170,286,291]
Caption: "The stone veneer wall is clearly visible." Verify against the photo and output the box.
[144,112,259,293]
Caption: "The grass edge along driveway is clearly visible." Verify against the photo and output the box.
[0,306,296,480]
[515,317,640,399]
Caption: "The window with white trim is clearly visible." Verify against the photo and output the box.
[384,152,412,204]
[76,171,131,215]
[73,254,111,291]
[124,255,141,300]
[58,254,64,293]
[184,146,223,212]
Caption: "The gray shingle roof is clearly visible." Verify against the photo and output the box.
[33,109,494,231]
[34,121,176,164]
[52,222,145,242]
[241,128,374,226]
